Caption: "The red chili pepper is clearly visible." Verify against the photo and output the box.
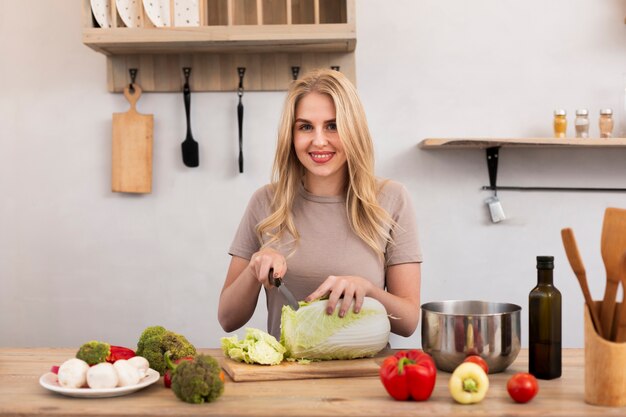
[163,356,194,388]
[106,345,136,363]
[379,350,437,401]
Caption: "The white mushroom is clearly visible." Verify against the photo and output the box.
[126,356,149,378]
[113,359,141,387]
[87,362,118,389]
[57,358,89,388]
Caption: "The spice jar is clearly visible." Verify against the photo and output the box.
[599,109,614,138]
[574,109,589,138]
[553,109,567,138]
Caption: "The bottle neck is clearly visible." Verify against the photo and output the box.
[537,268,553,285]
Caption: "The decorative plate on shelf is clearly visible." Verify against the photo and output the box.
[39,369,159,398]
[174,0,200,27]
[116,0,142,28]
[142,0,170,27]
[90,0,112,28]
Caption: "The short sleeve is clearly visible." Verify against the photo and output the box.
[381,182,423,266]
[228,186,273,260]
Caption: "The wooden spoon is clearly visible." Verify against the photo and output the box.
[561,228,603,337]
[600,208,626,341]
[613,252,626,342]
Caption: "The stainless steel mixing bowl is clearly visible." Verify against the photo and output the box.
[421,300,521,373]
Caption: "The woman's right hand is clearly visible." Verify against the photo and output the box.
[247,248,287,288]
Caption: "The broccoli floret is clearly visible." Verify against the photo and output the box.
[136,326,167,352]
[76,341,110,365]
[170,354,224,404]
[136,326,196,375]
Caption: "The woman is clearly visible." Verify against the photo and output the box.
[218,69,422,340]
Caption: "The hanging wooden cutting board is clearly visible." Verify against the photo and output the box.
[112,84,153,194]
[221,349,392,382]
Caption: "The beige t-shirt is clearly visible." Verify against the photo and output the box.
[228,180,422,339]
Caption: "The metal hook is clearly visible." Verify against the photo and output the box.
[330,66,340,72]
[237,67,246,97]
[291,66,300,81]
[183,67,191,83]
[129,68,138,93]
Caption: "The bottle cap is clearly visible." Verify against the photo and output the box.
[600,108,613,115]
[576,109,588,116]
[536,256,554,269]
[554,109,566,116]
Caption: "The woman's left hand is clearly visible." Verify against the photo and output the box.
[305,275,373,318]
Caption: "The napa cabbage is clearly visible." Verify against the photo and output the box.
[280,297,390,360]
[221,327,285,365]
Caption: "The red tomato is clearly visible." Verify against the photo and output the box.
[463,355,489,374]
[507,373,539,403]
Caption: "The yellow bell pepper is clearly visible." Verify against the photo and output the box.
[448,362,489,404]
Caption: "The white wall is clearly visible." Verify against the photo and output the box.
[1,0,626,349]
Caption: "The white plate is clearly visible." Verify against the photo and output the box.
[91,0,112,28]
[142,0,170,27]
[174,0,199,27]
[116,0,142,28]
[39,369,159,398]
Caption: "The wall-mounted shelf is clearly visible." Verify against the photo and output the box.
[419,137,626,149]
[81,0,356,92]
[419,137,626,192]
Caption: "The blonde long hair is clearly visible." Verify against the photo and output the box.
[257,69,394,258]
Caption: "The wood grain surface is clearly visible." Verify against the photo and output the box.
[222,349,391,382]
[111,85,153,194]
[585,303,626,406]
[3,348,626,416]
[419,137,626,149]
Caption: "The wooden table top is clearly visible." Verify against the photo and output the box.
[1,347,626,416]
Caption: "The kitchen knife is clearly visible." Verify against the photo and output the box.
[269,269,299,311]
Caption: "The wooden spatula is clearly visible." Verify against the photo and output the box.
[600,208,626,341]
[614,252,626,342]
[112,84,153,193]
[561,228,603,337]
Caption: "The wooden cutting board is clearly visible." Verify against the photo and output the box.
[221,349,392,382]
[111,84,153,194]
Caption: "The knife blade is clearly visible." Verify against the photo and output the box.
[269,268,299,311]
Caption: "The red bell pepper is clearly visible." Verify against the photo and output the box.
[106,345,136,363]
[163,353,195,388]
[379,350,437,401]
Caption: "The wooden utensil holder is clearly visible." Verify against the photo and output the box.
[585,301,626,406]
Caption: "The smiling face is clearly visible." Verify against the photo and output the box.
[293,92,348,196]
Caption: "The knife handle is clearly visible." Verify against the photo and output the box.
[268,268,279,287]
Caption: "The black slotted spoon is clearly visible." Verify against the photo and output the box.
[181,67,199,167]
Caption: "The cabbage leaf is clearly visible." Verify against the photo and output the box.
[280,297,390,360]
[221,327,285,365]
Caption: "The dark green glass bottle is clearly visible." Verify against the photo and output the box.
[529,256,562,379]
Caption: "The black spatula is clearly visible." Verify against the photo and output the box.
[181,67,199,167]
[237,67,245,173]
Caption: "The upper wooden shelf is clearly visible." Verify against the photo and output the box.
[82,24,356,56]
[81,0,356,92]
[419,138,626,149]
